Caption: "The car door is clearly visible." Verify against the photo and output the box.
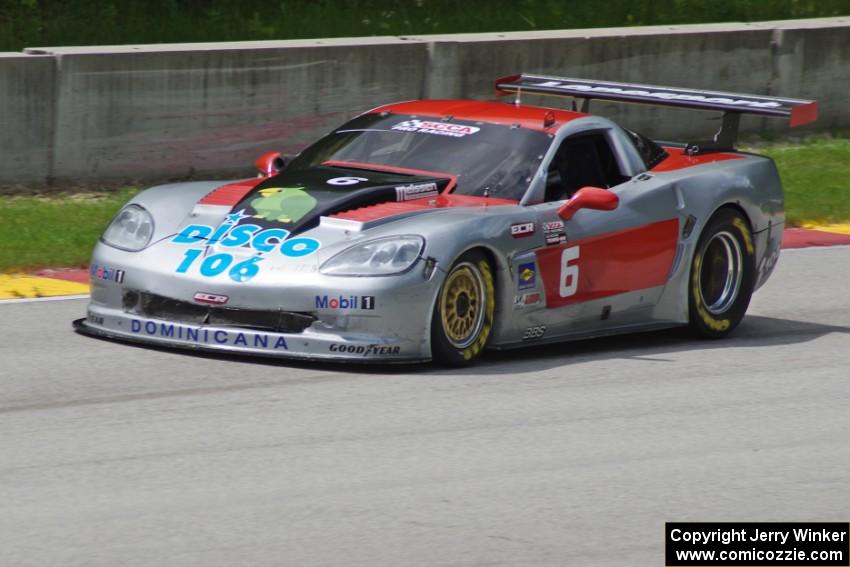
[511,129,681,341]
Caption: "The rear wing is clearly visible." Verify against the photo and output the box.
[494,74,817,150]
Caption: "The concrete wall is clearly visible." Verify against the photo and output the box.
[40,38,430,183]
[0,53,56,184]
[2,17,849,187]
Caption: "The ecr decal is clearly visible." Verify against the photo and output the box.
[391,119,481,138]
[511,222,535,238]
[193,292,229,305]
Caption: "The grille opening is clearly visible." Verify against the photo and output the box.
[125,291,316,333]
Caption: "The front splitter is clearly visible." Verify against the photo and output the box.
[73,316,429,365]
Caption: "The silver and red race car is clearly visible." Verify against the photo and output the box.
[74,74,817,365]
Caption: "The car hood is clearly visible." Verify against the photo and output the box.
[134,164,518,286]
[220,165,449,235]
[161,163,516,248]
[136,166,441,277]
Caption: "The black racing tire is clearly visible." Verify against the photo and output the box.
[688,208,756,338]
[430,250,496,366]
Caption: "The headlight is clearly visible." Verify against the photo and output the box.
[101,204,155,251]
[320,235,424,276]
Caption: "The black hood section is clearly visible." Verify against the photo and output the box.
[230,165,450,234]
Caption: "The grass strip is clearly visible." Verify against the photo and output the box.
[751,138,850,226]
[0,189,139,272]
[0,137,847,271]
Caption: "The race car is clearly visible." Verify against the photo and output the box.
[74,74,817,365]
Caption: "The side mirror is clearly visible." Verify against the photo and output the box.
[557,186,619,221]
[256,151,286,177]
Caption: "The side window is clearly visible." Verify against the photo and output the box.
[544,133,629,202]
[622,128,668,170]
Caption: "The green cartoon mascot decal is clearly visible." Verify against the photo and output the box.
[250,187,317,223]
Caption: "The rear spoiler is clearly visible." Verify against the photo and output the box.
[494,74,817,150]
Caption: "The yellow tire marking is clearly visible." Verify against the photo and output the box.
[0,274,90,300]
[732,217,754,255]
[691,254,730,332]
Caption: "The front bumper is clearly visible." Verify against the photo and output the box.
[78,235,445,362]
[75,304,429,363]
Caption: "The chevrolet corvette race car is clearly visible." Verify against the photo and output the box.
[74,74,817,365]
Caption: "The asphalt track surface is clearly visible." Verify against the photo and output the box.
[1,246,848,567]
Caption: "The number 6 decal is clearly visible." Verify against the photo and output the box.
[327,176,368,186]
[560,246,580,297]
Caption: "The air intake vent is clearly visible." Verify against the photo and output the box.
[124,291,315,333]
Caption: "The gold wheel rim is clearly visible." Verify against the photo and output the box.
[440,263,485,348]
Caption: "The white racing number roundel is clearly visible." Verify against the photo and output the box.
[327,176,368,186]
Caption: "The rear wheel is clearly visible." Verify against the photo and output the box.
[688,209,755,338]
[431,251,495,366]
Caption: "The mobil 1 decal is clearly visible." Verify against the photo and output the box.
[170,208,321,283]
[535,219,679,308]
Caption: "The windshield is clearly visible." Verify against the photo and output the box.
[288,112,552,200]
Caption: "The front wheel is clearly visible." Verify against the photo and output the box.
[430,251,496,366]
[688,209,756,338]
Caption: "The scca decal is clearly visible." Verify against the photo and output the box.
[391,120,480,137]
[171,209,321,283]
[543,220,566,245]
[535,218,679,308]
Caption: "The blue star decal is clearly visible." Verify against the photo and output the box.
[225,209,250,224]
